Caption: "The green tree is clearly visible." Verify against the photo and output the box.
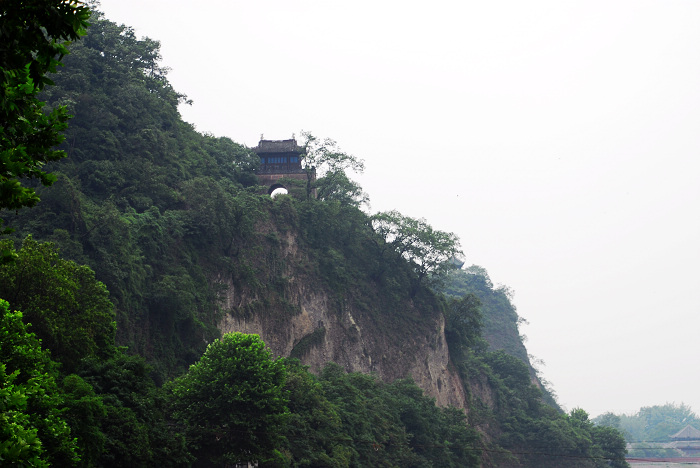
[591,424,628,468]
[78,352,190,467]
[386,378,481,467]
[316,169,369,207]
[0,0,90,221]
[0,363,49,467]
[615,403,700,443]
[443,267,534,370]
[59,374,107,467]
[0,235,116,373]
[593,412,622,430]
[299,131,365,200]
[318,363,417,467]
[317,362,481,467]
[167,333,288,466]
[372,210,463,294]
[280,359,353,467]
[445,293,486,361]
[0,299,79,466]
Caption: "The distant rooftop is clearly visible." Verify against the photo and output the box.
[252,138,303,154]
[671,425,700,440]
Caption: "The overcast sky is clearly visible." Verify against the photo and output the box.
[98,0,700,417]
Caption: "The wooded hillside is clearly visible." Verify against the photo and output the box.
[0,4,628,467]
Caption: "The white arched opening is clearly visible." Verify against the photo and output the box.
[270,187,289,198]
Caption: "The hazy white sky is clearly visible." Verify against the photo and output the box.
[97,0,700,417]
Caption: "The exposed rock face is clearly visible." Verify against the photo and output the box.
[217,230,469,409]
[219,282,467,409]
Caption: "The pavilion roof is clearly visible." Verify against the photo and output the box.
[253,139,302,154]
[671,425,700,440]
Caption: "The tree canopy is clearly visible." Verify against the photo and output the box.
[598,402,700,445]
[299,131,365,202]
[0,299,79,466]
[0,0,90,218]
[167,333,288,466]
[0,236,115,373]
[372,209,463,293]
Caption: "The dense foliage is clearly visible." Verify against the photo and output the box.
[444,266,527,361]
[0,299,79,466]
[0,235,115,373]
[616,403,700,442]
[0,243,189,467]
[165,345,482,467]
[5,8,263,377]
[372,210,463,295]
[167,333,288,466]
[310,362,481,467]
[443,268,628,467]
[0,0,90,240]
[299,131,366,203]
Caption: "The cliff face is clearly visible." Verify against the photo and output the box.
[217,228,470,409]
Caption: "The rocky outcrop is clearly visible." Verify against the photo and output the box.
[219,279,467,409]
[217,229,469,409]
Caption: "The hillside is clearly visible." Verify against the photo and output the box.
[0,6,628,467]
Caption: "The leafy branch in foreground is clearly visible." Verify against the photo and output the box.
[0,299,79,466]
[0,0,90,252]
